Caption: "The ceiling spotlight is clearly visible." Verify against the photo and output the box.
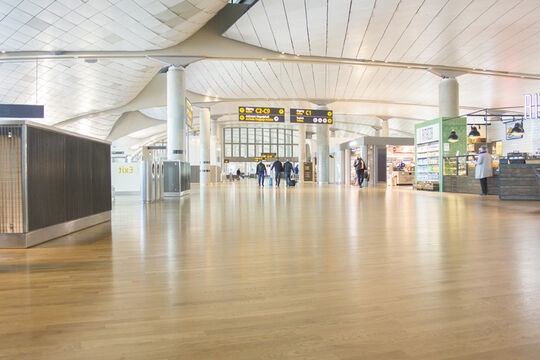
[468,126,481,139]
[281,51,285,55]
[1,50,5,54]
[448,129,459,143]
[510,122,524,136]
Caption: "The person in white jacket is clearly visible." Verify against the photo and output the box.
[475,145,493,195]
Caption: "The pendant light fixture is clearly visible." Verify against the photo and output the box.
[510,122,524,136]
[448,129,459,143]
[468,126,481,139]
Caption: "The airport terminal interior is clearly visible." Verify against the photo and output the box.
[1,0,540,359]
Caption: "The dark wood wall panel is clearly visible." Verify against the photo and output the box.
[27,127,111,231]
[91,143,112,214]
[27,128,67,231]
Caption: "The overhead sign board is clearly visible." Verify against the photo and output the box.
[254,153,277,162]
[239,106,285,122]
[185,98,193,128]
[290,108,333,124]
[0,104,44,118]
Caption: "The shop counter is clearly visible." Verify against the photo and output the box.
[499,160,540,201]
[392,170,414,185]
[443,155,498,195]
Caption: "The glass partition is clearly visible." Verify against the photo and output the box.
[223,127,299,160]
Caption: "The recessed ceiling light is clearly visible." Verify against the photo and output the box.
[1,51,5,54]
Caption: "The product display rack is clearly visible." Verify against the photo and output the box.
[415,140,440,190]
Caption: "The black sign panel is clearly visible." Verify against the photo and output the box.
[0,104,44,118]
[290,108,333,124]
[239,106,285,122]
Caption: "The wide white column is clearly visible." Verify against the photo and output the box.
[316,111,330,184]
[298,124,306,183]
[167,66,186,161]
[381,120,389,137]
[439,77,459,118]
[199,107,211,186]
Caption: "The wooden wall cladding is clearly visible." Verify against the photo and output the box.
[27,127,111,231]
[499,165,540,201]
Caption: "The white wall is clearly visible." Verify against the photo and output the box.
[112,162,140,193]
[488,119,540,155]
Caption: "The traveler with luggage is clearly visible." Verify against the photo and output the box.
[353,156,366,187]
[271,159,283,187]
[283,160,294,187]
[256,161,266,188]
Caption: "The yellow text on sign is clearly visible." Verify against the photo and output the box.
[119,166,134,174]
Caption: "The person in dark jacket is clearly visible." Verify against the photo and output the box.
[283,160,294,186]
[271,159,283,187]
[353,156,366,187]
[256,161,266,187]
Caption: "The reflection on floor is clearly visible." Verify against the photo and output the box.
[1,183,540,359]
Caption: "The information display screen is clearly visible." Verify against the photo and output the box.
[239,106,285,122]
[290,108,333,124]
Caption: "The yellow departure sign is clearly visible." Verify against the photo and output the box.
[186,98,193,128]
[290,108,333,124]
[239,106,285,122]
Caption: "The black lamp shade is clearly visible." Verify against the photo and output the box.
[448,130,459,143]
[511,122,524,136]
[468,126,481,138]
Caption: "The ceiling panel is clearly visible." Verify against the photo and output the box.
[0,0,228,52]
[223,0,540,74]
[0,58,158,127]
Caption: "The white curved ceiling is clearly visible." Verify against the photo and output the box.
[1,0,539,145]
[223,0,540,74]
[0,0,228,51]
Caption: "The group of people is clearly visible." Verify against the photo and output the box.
[256,159,297,188]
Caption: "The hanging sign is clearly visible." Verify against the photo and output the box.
[0,104,44,118]
[239,106,285,122]
[506,122,523,140]
[290,108,333,124]
[185,98,193,128]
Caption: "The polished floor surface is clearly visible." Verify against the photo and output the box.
[1,183,540,359]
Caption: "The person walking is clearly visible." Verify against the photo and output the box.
[256,161,266,188]
[475,145,493,195]
[283,160,294,187]
[353,156,366,187]
[271,158,283,187]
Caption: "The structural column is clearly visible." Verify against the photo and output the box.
[344,148,351,185]
[439,77,459,118]
[298,124,306,183]
[167,66,186,161]
[381,120,389,137]
[316,105,330,184]
[199,107,211,186]
[340,149,345,184]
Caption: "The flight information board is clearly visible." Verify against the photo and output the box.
[186,98,193,128]
[239,106,285,122]
[290,108,333,124]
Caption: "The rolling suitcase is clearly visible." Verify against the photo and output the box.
[289,179,296,187]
